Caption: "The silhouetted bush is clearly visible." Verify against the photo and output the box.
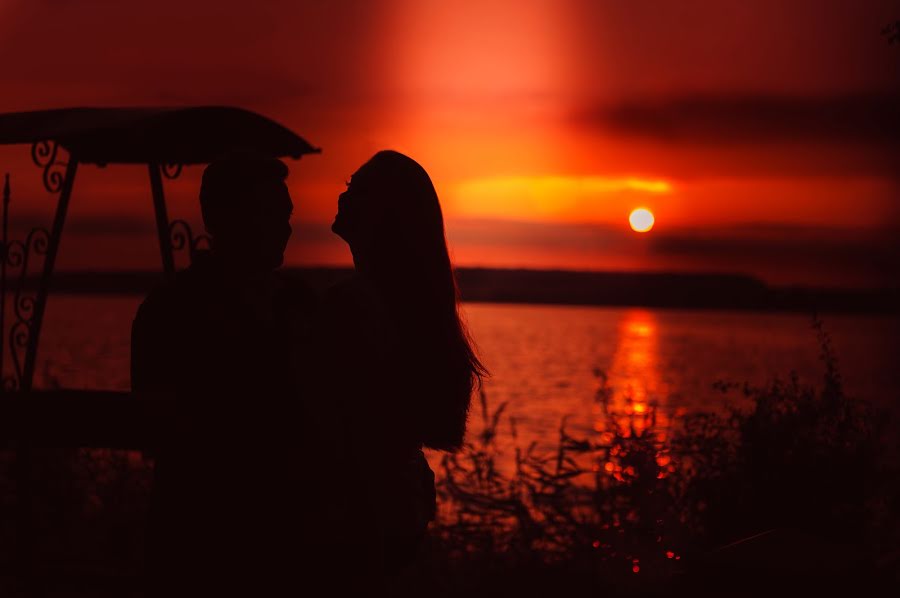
[685,318,886,547]
[428,317,896,594]
[0,318,895,595]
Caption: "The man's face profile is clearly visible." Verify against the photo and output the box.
[202,159,293,272]
[246,179,293,269]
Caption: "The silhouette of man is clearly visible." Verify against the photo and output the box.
[131,157,317,595]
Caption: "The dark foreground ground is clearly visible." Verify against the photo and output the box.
[0,288,897,596]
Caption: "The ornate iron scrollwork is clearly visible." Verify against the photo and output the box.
[169,219,211,264]
[0,176,50,392]
[162,163,183,180]
[884,21,899,44]
[30,140,68,194]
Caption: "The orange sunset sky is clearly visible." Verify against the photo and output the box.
[0,0,898,287]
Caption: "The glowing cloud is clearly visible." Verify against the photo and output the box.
[452,175,672,223]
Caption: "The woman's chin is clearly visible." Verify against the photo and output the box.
[331,218,349,241]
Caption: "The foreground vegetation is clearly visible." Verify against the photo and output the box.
[1,318,897,595]
[426,317,898,595]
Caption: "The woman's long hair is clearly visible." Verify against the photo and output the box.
[350,150,487,451]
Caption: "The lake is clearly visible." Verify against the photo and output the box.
[32,295,900,460]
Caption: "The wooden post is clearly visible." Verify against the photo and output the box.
[21,159,78,393]
[1,174,9,394]
[148,163,175,279]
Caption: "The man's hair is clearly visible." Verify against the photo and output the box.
[199,157,289,230]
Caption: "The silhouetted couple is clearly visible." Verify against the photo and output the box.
[131,151,485,595]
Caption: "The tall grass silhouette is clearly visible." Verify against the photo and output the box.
[428,316,895,593]
[0,317,895,595]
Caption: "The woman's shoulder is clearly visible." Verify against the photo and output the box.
[323,274,395,344]
[324,274,382,313]
[274,271,319,306]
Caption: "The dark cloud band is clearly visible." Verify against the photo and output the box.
[584,93,900,148]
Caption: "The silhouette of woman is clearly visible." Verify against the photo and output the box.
[311,150,486,584]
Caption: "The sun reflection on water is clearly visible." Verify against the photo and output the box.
[594,309,675,480]
[596,309,670,432]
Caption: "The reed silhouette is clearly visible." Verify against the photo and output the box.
[1,311,893,596]
[427,317,895,595]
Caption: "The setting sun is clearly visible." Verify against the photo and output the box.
[629,208,655,233]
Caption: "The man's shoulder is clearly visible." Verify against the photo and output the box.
[322,274,389,332]
[134,267,209,320]
[325,274,377,308]
[274,271,320,308]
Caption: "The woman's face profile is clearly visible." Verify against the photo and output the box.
[333,166,378,245]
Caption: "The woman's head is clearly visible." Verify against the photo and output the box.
[333,150,487,450]
[333,150,444,270]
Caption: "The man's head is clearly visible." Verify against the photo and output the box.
[200,157,293,271]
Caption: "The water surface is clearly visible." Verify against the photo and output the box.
[33,296,899,457]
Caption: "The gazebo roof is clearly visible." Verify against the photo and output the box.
[0,106,320,165]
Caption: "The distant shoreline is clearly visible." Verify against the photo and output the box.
[30,267,899,315]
